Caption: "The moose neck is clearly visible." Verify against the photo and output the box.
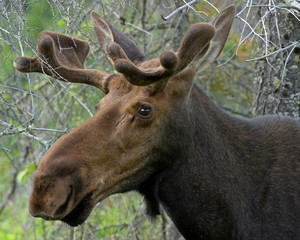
[141,84,254,239]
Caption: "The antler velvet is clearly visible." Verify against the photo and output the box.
[14,31,111,93]
[91,11,215,87]
[115,23,215,86]
[120,23,215,86]
[14,10,222,93]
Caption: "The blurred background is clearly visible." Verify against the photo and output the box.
[0,0,299,239]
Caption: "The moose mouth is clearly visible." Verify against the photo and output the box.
[61,193,95,227]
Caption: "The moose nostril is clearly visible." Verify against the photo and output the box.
[30,185,73,220]
[54,185,73,218]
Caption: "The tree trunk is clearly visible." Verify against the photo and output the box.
[253,2,300,120]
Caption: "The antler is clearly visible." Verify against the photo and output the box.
[14,7,233,94]
[14,31,111,93]
[116,23,215,86]
[110,24,215,86]
[91,12,215,87]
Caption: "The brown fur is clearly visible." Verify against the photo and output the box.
[14,5,299,239]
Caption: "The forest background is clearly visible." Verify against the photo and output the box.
[0,0,299,239]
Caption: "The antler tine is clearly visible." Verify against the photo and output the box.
[14,31,111,93]
[106,42,178,86]
[109,23,215,86]
[90,11,215,87]
[176,23,215,71]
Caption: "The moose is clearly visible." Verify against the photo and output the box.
[14,5,299,240]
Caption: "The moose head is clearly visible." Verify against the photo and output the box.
[13,4,300,239]
[14,6,237,227]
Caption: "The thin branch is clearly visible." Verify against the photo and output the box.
[280,42,298,84]
[0,120,50,148]
[0,145,29,214]
[245,41,299,62]
[161,0,200,21]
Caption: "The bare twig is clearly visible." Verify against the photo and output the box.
[161,0,200,21]
[245,41,299,62]
[0,145,29,213]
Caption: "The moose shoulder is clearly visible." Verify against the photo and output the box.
[14,5,299,240]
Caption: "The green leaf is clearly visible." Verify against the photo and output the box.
[57,19,65,27]
[17,163,36,183]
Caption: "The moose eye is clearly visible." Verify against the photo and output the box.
[137,105,152,119]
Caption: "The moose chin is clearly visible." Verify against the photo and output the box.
[14,5,299,240]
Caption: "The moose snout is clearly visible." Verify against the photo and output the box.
[29,176,74,220]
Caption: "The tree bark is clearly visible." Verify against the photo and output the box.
[253,2,300,120]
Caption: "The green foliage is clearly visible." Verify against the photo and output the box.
[17,163,36,183]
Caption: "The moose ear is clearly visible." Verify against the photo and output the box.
[91,11,146,65]
[193,5,235,71]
